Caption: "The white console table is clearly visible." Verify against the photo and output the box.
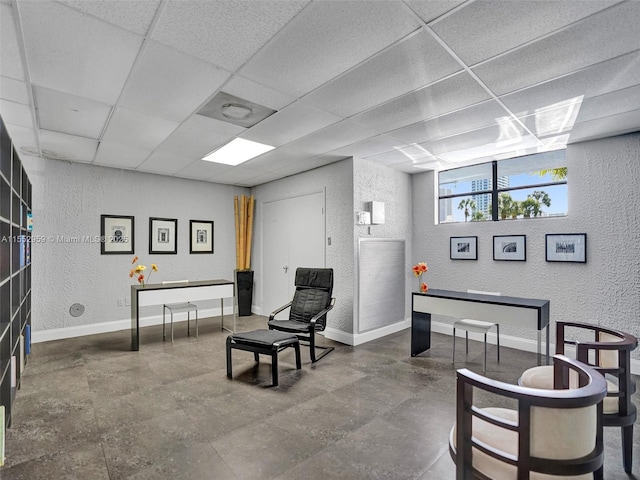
[130,279,235,351]
[412,289,550,365]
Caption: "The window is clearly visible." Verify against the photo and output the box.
[438,150,567,223]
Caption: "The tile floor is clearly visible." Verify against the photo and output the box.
[1,314,638,479]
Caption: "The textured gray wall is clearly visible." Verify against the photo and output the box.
[411,132,640,360]
[353,157,413,324]
[22,156,248,332]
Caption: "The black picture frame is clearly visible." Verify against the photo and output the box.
[493,235,526,261]
[545,233,587,263]
[450,236,477,260]
[190,220,214,254]
[100,214,134,254]
[149,217,177,254]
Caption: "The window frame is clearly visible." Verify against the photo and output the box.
[438,153,567,223]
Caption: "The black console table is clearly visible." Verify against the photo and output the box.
[412,289,550,365]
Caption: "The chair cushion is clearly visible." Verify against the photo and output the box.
[454,318,496,334]
[450,407,596,479]
[295,268,333,293]
[289,288,330,326]
[230,329,298,346]
[164,302,198,312]
[267,319,313,333]
[520,365,620,414]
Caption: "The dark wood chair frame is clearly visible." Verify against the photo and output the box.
[551,321,638,473]
[451,355,607,480]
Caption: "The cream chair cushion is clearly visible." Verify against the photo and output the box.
[450,406,597,479]
[521,365,619,414]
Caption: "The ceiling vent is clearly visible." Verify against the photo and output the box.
[197,92,277,128]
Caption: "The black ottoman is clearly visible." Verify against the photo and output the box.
[226,329,301,386]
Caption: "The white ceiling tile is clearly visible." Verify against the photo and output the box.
[3,124,38,154]
[0,3,26,81]
[241,144,307,172]
[270,154,345,177]
[135,150,195,174]
[101,107,179,151]
[330,134,408,159]
[93,142,151,169]
[58,0,161,35]
[569,109,640,144]
[38,129,98,163]
[352,72,491,133]
[304,30,462,117]
[240,0,421,97]
[387,100,509,144]
[517,98,583,137]
[0,77,29,104]
[208,165,270,185]
[34,86,111,140]
[404,1,467,24]
[234,171,285,187]
[152,0,309,72]
[156,115,243,159]
[430,127,541,163]
[361,145,437,166]
[120,41,231,122]
[19,0,143,104]
[223,76,296,111]
[576,84,640,124]
[499,51,640,117]
[0,99,33,128]
[473,2,640,96]
[283,120,379,156]
[242,100,341,147]
[174,159,233,180]
[431,1,621,65]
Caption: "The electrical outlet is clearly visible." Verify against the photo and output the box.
[125,297,131,306]
[117,297,124,307]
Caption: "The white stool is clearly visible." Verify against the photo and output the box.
[163,302,198,343]
[452,290,501,372]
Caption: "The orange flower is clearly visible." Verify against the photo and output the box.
[129,257,158,287]
[420,282,429,293]
[412,262,428,276]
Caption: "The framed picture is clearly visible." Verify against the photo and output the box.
[493,235,526,261]
[149,217,177,254]
[190,220,214,254]
[100,214,134,254]
[546,233,587,263]
[450,236,477,260]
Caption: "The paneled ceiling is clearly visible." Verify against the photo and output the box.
[1,0,639,187]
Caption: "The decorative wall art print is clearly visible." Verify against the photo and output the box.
[493,235,526,261]
[101,214,134,254]
[149,217,177,254]
[545,233,587,263]
[450,236,478,260]
[190,220,214,254]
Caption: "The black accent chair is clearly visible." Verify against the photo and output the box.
[268,267,335,363]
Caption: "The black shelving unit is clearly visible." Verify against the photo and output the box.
[0,115,31,430]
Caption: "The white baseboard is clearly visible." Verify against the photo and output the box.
[31,306,234,344]
[324,319,411,346]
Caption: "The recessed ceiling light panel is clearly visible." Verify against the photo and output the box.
[202,138,275,166]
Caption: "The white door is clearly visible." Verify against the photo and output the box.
[262,191,325,315]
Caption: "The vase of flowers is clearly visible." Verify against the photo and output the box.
[129,256,158,288]
[412,261,428,293]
